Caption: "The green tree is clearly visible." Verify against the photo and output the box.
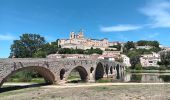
[130,55,140,69]
[123,41,135,53]
[159,51,170,67]
[10,34,46,58]
[134,63,142,70]
[137,40,159,47]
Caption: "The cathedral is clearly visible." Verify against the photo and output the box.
[58,30,115,50]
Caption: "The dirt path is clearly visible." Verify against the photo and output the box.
[42,83,170,89]
[4,82,170,88]
[1,83,170,100]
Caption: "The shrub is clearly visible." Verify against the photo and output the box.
[134,63,142,70]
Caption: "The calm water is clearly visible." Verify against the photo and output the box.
[111,72,170,83]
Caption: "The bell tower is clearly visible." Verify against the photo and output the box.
[78,29,84,39]
[70,32,75,39]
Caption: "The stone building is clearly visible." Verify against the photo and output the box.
[58,30,121,51]
[121,54,131,67]
[140,52,161,67]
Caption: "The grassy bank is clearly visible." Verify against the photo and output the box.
[7,78,45,83]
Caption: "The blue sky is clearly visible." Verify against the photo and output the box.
[1,0,170,58]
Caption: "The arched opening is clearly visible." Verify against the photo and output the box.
[114,66,116,70]
[105,64,109,78]
[110,66,113,74]
[95,62,104,80]
[60,68,65,80]
[90,67,94,73]
[67,66,88,83]
[116,64,120,79]
[1,66,55,88]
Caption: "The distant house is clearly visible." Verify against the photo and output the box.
[98,55,115,61]
[136,46,153,50]
[98,51,121,61]
[140,52,161,67]
[121,54,131,67]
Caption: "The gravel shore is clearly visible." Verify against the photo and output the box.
[0,83,170,100]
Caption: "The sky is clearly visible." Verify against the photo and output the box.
[1,0,170,58]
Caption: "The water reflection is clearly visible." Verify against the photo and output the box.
[113,71,170,83]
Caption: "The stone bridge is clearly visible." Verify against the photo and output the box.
[0,58,125,87]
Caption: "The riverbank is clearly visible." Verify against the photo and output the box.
[127,70,170,73]
[1,83,170,100]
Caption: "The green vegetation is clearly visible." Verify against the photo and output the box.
[159,75,170,82]
[10,34,46,58]
[123,40,162,70]
[96,78,112,83]
[123,41,135,53]
[58,47,103,55]
[7,70,44,83]
[130,74,142,82]
[158,51,170,67]
[137,40,159,47]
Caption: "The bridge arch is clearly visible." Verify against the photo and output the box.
[66,66,88,82]
[95,62,104,80]
[0,66,55,87]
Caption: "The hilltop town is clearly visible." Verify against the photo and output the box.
[45,30,170,69]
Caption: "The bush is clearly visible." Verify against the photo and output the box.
[142,66,159,70]
[159,65,166,70]
[134,63,142,70]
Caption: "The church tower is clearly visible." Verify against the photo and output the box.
[70,32,75,39]
[77,29,84,39]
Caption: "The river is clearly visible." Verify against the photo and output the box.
[112,72,170,83]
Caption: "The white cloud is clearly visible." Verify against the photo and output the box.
[100,24,142,32]
[0,34,16,41]
[140,0,170,28]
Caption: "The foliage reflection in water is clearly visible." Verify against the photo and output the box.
[101,72,170,83]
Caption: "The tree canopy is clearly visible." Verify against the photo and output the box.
[123,41,135,53]
[10,34,46,58]
[137,40,159,47]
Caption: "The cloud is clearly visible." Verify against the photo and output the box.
[0,34,16,41]
[100,24,142,32]
[140,0,170,28]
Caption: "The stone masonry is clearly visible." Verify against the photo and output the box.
[0,58,125,87]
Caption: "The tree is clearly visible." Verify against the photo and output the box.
[130,55,140,69]
[134,63,142,70]
[123,41,135,53]
[10,34,46,58]
[159,51,170,67]
[137,40,160,47]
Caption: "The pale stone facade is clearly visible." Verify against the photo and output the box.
[121,54,131,67]
[0,58,125,87]
[140,52,161,67]
[136,46,153,50]
[98,51,121,61]
[58,30,120,51]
